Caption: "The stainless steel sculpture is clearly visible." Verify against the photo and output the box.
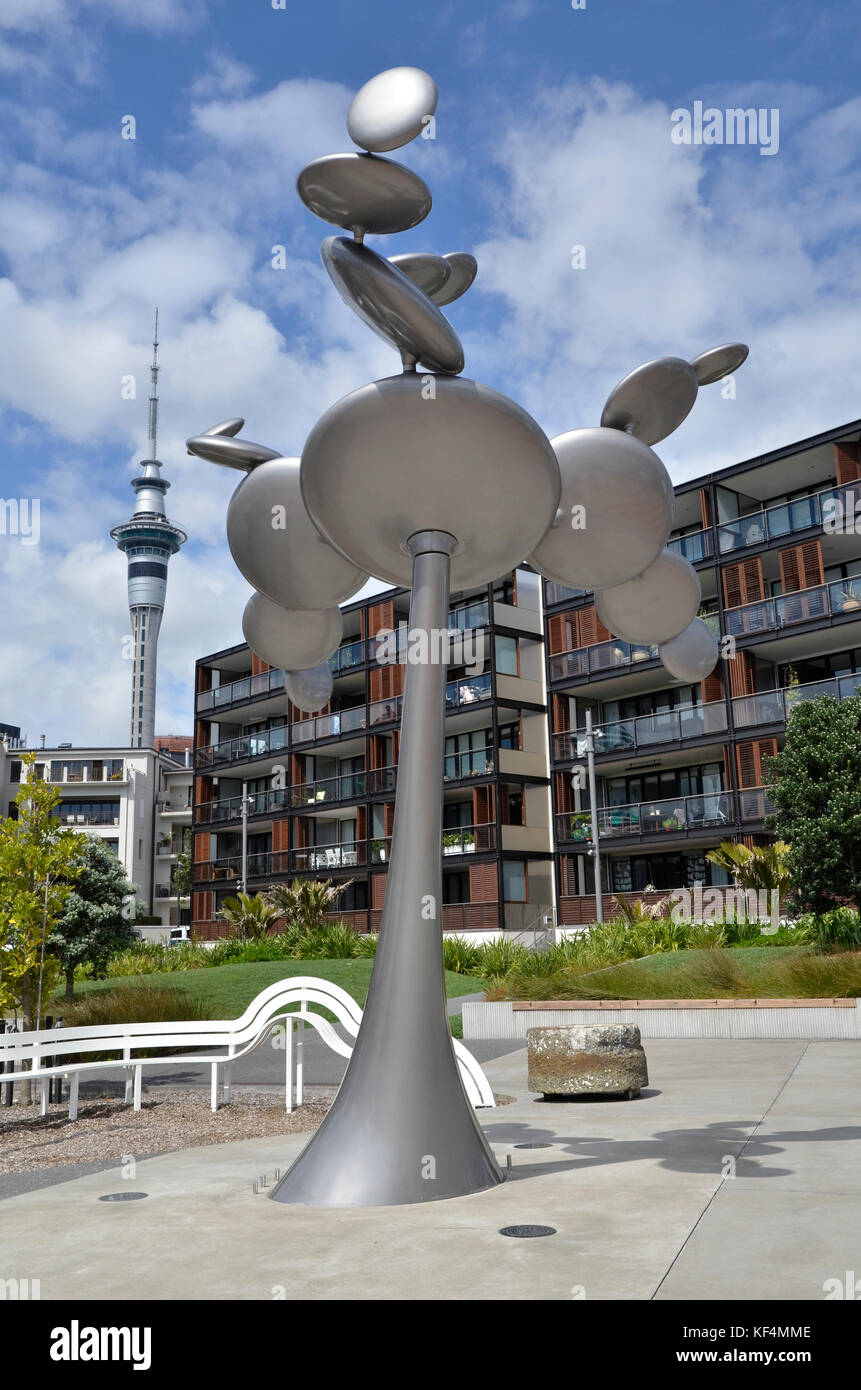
[187,62,751,1208]
[659,617,720,683]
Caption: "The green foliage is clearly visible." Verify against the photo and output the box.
[217,891,281,942]
[470,937,529,984]
[171,829,192,905]
[766,694,861,914]
[706,840,792,898]
[287,921,362,958]
[265,878,354,933]
[63,982,210,1028]
[796,907,861,952]
[50,835,137,1001]
[0,753,84,1025]
[442,935,482,975]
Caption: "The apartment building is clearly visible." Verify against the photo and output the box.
[191,569,556,937]
[0,741,192,930]
[547,417,861,923]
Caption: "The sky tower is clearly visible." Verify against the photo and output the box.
[111,312,187,748]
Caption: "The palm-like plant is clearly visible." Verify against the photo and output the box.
[614,895,669,926]
[217,892,280,942]
[706,840,792,896]
[265,878,354,934]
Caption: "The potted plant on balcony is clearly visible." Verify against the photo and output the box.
[442,830,463,854]
[569,812,591,841]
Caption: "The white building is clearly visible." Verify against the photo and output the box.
[0,740,192,934]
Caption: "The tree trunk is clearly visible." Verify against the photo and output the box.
[65,970,75,1005]
[19,976,33,1107]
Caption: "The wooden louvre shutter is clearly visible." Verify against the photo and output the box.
[701,667,724,702]
[834,441,861,485]
[250,652,270,675]
[699,488,711,528]
[736,738,777,788]
[727,651,756,698]
[193,832,210,863]
[722,557,764,608]
[192,890,214,924]
[578,604,611,648]
[370,662,405,702]
[547,614,568,654]
[778,540,823,593]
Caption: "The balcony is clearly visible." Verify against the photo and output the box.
[442,824,497,855]
[668,527,713,563]
[196,667,285,713]
[446,672,492,709]
[732,674,861,730]
[723,578,861,640]
[545,581,588,607]
[196,725,288,769]
[329,639,366,673]
[549,638,659,685]
[292,767,396,807]
[444,746,495,780]
[291,705,369,745]
[717,482,853,554]
[556,787,774,844]
[552,701,728,762]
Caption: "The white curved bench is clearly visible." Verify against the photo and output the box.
[0,976,495,1116]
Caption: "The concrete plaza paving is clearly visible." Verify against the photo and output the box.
[2,1039,859,1301]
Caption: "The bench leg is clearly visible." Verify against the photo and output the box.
[133,1065,142,1111]
[222,1065,232,1105]
[296,1023,304,1107]
[285,1020,293,1113]
[40,1078,49,1117]
[124,1068,134,1104]
[211,1062,219,1113]
[68,1072,79,1122]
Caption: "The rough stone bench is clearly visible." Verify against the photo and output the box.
[527,1023,648,1099]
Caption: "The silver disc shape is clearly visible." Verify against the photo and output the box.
[595,550,701,645]
[690,343,749,386]
[660,617,719,683]
[297,153,431,236]
[242,592,343,672]
[285,662,335,714]
[227,456,368,610]
[528,426,674,591]
[389,252,451,298]
[430,252,477,306]
[301,373,560,589]
[347,66,438,153]
[601,356,699,446]
[186,433,281,471]
[321,237,464,374]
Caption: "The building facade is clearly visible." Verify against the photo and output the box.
[191,417,861,936]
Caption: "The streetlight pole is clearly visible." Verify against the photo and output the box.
[585,709,603,923]
[240,779,249,894]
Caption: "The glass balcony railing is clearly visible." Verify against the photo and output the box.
[328,640,366,673]
[555,787,774,844]
[445,672,492,709]
[444,746,495,780]
[196,667,285,713]
[293,841,365,872]
[544,581,588,606]
[724,579,861,639]
[732,674,861,729]
[449,599,490,630]
[291,706,369,744]
[668,528,714,562]
[369,697,402,727]
[717,482,855,555]
[442,824,497,855]
[552,701,727,762]
[196,725,288,768]
[549,638,659,684]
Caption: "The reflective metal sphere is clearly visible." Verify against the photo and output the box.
[285,662,335,713]
[322,237,464,374]
[528,427,674,591]
[601,356,699,445]
[660,617,719,683]
[297,153,431,237]
[242,592,343,672]
[595,549,701,645]
[430,253,478,306]
[301,373,560,588]
[227,457,368,609]
[389,252,451,299]
[347,66,438,152]
[690,343,749,386]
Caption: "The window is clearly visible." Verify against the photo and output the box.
[495,636,518,676]
[442,870,470,904]
[503,860,527,902]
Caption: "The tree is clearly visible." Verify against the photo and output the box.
[217,892,280,941]
[266,878,354,933]
[172,828,192,922]
[50,836,138,1003]
[706,841,792,896]
[765,694,861,914]
[0,754,83,1030]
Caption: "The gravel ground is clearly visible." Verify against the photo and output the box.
[0,1087,330,1175]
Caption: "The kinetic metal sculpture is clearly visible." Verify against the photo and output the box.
[187,64,749,1207]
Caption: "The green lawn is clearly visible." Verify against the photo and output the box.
[65,959,485,1019]
[499,946,861,1001]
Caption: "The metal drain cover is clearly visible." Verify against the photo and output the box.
[98,1192,148,1202]
[499,1224,557,1238]
[515,1142,552,1149]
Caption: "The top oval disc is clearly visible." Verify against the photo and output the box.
[297,153,431,237]
[430,253,478,306]
[601,356,699,446]
[690,342,749,385]
[347,66,438,152]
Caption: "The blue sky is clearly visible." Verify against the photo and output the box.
[1,0,860,745]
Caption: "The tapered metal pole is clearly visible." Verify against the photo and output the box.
[271,530,503,1206]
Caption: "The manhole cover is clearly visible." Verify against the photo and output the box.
[98,1192,148,1202]
[499,1224,557,1239]
[514,1142,552,1149]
